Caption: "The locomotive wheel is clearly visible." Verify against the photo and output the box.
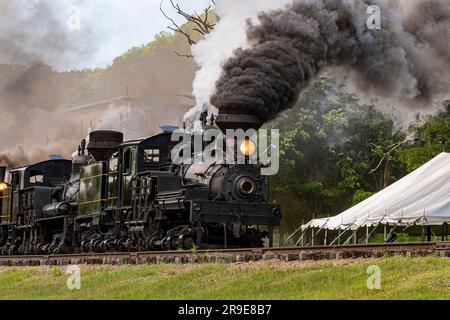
[124,239,135,252]
[101,239,114,252]
[1,244,9,255]
[8,245,16,256]
[89,239,100,252]
[36,242,44,254]
[147,237,159,250]
[160,237,169,250]
[180,235,195,250]
[161,237,178,250]
[80,240,88,253]
[136,238,145,252]
[115,238,127,252]
[170,237,180,250]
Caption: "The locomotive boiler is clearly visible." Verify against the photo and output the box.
[0,119,280,255]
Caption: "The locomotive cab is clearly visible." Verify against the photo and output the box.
[0,160,72,255]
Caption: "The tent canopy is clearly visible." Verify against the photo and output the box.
[302,152,450,231]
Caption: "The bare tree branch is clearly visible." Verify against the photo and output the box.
[175,94,195,100]
[160,0,216,53]
[174,51,194,58]
[160,1,197,45]
[369,139,409,174]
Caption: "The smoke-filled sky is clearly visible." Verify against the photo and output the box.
[187,0,450,129]
[0,0,212,71]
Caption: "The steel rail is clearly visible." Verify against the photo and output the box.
[0,241,446,265]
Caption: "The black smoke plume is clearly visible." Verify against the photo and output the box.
[211,0,450,123]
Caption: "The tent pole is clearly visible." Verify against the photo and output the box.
[384,225,387,242]
[365,220,385,244]
[284,225,304,246]
[427,225,431,242]
[329,225,352,246]
[385,224,398,242]
[343,228,357,246]
[343,231,353,245]
[294,229,308,247]
[301,220,329,247]
[324,229,328,246]
[354,230,357,245]
[421,225,426,242]
[365,226,370,244]
[442,222,448,242]
[306,226,326,247]
[430,227,438,242]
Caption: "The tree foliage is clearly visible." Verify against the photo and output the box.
[268,76,449,236]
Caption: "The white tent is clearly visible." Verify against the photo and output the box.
[302,152,450,231]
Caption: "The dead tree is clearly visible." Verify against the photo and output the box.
[160,0,216,57]
[369,138,409,189]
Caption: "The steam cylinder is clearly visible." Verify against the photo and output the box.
[43,202,72,217]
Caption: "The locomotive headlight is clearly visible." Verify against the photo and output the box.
[240,140,256,156]
[0,183,7,191]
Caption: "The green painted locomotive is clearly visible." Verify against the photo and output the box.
[0,127,280,255]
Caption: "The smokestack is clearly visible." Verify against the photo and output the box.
[215,113,263,132]
[0,166,6,183]
[87,130,124,161]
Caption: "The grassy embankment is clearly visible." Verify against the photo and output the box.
[0,255,449,300]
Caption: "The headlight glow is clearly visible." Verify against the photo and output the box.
[240,140,256,156]
[0,183,7,191]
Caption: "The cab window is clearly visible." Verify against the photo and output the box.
[144,148,160,164]
[123,149,132,174]
[29,170,44,184]
[109,154,119,171]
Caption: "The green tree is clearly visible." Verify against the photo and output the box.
[398,106,450,171]
[269,76,407,236]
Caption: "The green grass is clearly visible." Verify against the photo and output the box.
[0,256,449,300]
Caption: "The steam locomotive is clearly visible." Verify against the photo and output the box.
[0,116,280,255]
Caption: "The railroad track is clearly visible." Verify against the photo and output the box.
[0,242,448,266]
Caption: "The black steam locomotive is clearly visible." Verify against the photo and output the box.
[0,117,280,255]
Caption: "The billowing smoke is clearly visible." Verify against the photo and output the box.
[0,0,97,70]
[0,0,96,168]
[187,0,293,123]
[0,63,81,168]
[0,142,76,169]
[0,1,197,168]
[191,0,450,127]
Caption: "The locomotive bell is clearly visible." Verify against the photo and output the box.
[87,130,124,161]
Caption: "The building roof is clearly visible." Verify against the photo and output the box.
[64,96,140,113]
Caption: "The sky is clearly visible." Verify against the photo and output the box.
[0,0,213,71]
[76,0,213,69]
